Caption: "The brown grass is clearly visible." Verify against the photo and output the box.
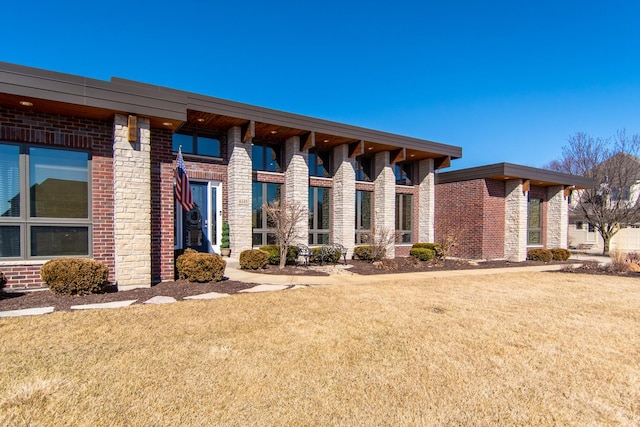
[1,272,639,426]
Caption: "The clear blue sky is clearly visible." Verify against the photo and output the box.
[3,0,639,170]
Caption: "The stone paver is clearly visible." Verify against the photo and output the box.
[0,306,55,318]
[144,296,177,304]
[239,284,290,293]
[184,292,230,300]
[70,300,137,310]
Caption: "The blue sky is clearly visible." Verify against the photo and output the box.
[3,0,639,170]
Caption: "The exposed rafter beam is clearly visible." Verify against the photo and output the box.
[349,140,365,158]
[522,179,531,193]
[434,156,451,169]
[301,131,315,151]
[241,120,255,143]
[391,148,406,164]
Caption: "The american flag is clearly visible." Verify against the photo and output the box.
[175,147,194,211]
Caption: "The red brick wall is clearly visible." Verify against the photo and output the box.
[482,179,506,259]
[0,107,114,289]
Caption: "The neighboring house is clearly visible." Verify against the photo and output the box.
[436,163,591,261]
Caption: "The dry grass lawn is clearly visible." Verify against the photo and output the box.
[1,272,639,426]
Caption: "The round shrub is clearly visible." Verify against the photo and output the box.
[527,248,553,262]
[258,245,298,265]
[412,243,443,259]
[41,258,109,295]
[550,248,571,261]
[239,249,270,270]
[310,246,342,264]
[410,247,436,261]
[176,248,226,282]
[354,246,373,261]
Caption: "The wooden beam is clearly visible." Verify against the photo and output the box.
[391,148,406,164]
[349,140,364,158]
[522,179,530,193]
[241,120,255,143]
[301,131,315,151]
[434,156,450,169]
[564,185,573,198]
[127,115,137,143]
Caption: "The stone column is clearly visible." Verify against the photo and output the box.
[374,151,396,258]
[285,136,308,245]
[418,158,435,243]
[332,144,356,257]
[113,114,151,289]
[227,126,252,254]
[504,179,528,261]
[547,185,568,248]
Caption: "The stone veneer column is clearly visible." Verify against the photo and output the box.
[546,185,568,248]
[227,126,253,254]
[504,179,528,261]
[113,114,151,289]
[418,158,435,243]
[374,151,396,258]
[332,144,356,256]
[285,136,308,244]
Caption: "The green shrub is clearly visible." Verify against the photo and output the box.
[0,270,6,291]
[354,245,383,261]
[550,248,571,261]
[176,248,226,282]
[40,258,109,295]
[412,243,443,258]
[310,246,342,264]
[221,221,230,249]
[527,248,553,262]
[239,249,270,270]
[410,247,436,261]
[258,245,298,265]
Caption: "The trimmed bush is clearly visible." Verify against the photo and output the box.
[239,249,270,270]
[411,243,443,259]
[259,245,298,266]
[410,247,436,261]
[176,248,226,282]
[353,246,372,261]
[310,246,342,264]
[0,270,6,291]
[527,248,553,262]
[550,248,571,261]
[40,258,109,295]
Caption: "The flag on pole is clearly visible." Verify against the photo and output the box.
[175,147,194,211]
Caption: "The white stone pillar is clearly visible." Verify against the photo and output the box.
[374,151,396,258]
[285,136,308,245]
[227,126,252,254]
[113,114,151,289]
[504,179,528,261]
[547,185,568,248]
[332,144,356,257]
[418,158,435,243]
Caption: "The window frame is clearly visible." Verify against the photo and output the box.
[395,193,413,243]
[355,190,373,244]
[0,142,92,260]
[309,186,331,245]
[355,156,373,182]
[252,182,281,246]
[252,140,283,172]
[172,130,222,158]
[394,161,414,186]
[527,197,543,246]
[308,148,332,178]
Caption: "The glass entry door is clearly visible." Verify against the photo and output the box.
[175,180,222,254]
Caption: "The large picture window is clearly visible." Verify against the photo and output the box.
[252,182,281,246]
[395,193,412,243]
[528,198,542,245]
[252,141,282,172]
[355,190,372,244]
[394,161,413,186]
[0,143,91,259]
[309,187,330,245]
[172,131,221,158]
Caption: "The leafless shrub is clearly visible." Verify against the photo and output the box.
[263,200,308,269]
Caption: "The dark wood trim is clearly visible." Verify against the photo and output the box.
[391,148,406,164]
[241,120,255,143]
[434,156,451,170]
[301,131,315,151]
[349,140,364,158]
[522,179,530,193]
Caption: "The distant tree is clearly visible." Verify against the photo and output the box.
[263,200,308,269]
[546,130,640,255]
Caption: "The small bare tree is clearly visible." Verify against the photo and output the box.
[360,226,399,262]
[436,225,465,263]
[263,200,307,268]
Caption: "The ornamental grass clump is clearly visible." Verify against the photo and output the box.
[239,249,270,270]
[40,258,109,295]
[175,248,226,282]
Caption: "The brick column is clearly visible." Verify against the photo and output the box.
[547,185,568,248]
[374,151,396,258]
[285,136,308,245]
[227,126,252,254]
[113,114,151,289]
[418,158,435,243]
[332,144,356,257]
[504,179,527,261]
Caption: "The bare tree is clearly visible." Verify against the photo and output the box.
[436,225,465,262]
[263,200,308,268]
[546,130,640,255]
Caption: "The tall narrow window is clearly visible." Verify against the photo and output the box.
[252,182,281,246]
[309,187,330,244]
[395,193,412,243]
[308,149,332,178]
[355,190,372,244]
[355,156,372,182]
[527,198,542,245]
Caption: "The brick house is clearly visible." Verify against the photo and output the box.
[0,62,463,290]
[435,163,591,261]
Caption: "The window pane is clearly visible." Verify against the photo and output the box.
[356,190,372,229]
[528,199,541,229]
[402,195,412,230]
[266,146,281,172]
[30,148,88,218]
[252,233,263,246]
[0,144,20,217]
[0,226,20,257]
[197,136,220,157]
[266,183,281,204]
[31,226,89,257]
[318,233,329,244]
[252,145,264,170]
[528,231,541,245]
[173,133,193,154]
[252,182,263,228]
[320,188,330,229]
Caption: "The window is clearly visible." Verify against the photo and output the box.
[394,161,413,185]
[395,194,412,243]
[355,156,373,182]
[527,198,542,245]
[588,223,596,233]
[252,141,282,172]
[575,221,584,230]
[252,182,281,246]
[308,149,332,178]
[355,190,372,244]
[309,187,330,244]
[172,131,221,157]
[0,143,90,259]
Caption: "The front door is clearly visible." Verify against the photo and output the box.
[175,181,222,254]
